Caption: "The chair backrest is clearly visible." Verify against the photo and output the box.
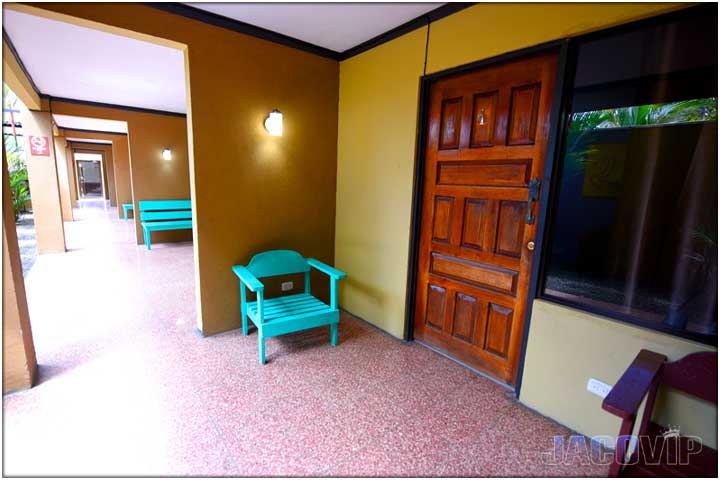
[138,200,192,222]
[658,351,717,404]
[246,250,309,278]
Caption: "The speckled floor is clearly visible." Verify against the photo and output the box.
[3,201,607,476]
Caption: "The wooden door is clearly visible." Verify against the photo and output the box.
[414,52,558,386]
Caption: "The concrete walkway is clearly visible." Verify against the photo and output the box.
[3,200,606,476]
[15,212,37,276]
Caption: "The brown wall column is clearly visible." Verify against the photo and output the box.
[2,148,38,394]
[53,134,74,221]
[22,106,66,253]
[64,143,78,208]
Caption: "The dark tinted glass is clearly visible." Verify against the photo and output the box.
[542,6,718,343]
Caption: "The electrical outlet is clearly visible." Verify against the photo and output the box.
[587,378,612,398]
[281,281,294,292]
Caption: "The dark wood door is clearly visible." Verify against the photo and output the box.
[414,52,558,386]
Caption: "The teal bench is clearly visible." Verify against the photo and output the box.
[138,200,192,250]
[122,203,133,220]
[232,250,347,364]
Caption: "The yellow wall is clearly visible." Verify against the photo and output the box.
[521,300,717,448]
[336,1,715,444]
[336,1,684,339]
[336,28,427,337]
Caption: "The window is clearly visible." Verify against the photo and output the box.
[541,5,718,344]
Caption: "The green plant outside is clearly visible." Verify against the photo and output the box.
[565,97,718,173]
[3,84,30,219]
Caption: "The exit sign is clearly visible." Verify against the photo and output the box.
[29,135,50,156]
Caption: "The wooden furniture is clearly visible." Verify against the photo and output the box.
[413,52,559,386]
[603,349,717,477]
[122,203,134,220]
[138,200,192,250]
[232,249,347,364]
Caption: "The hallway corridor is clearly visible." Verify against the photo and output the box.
[3,202,606,476]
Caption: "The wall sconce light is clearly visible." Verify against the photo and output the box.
[264,109,283,136]
[162,148,172,161]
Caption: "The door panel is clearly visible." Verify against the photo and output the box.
[414,52,558,385]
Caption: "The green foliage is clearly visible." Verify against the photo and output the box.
[564,98,718,175]
[9,166,30,220]
[4,84,30,218]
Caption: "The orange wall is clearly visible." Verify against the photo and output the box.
[62,129,131,219]
[53,100,190,245]
[27,3,340,335]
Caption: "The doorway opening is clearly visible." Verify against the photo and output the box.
[74,152,105,199]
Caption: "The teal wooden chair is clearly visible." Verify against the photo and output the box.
[232,250,347,364]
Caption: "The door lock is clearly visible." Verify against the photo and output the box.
[527,241,535,251]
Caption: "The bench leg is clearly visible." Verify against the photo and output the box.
[258,335,266,365]
[330,323,338,346]
[123,209,127,221]
[144,229,151,250]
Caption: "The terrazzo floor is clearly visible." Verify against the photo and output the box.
[3,200,608,476]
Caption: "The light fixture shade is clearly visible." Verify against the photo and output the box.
[162,148,172,160]
[264,109,283,136]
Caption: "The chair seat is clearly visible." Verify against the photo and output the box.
[142,220,192,231]
[248,293,331,322]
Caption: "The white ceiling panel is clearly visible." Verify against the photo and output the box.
[3,9,187,113]
[54,114,128,134]
[188,2,443,52]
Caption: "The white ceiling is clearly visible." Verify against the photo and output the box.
[3,9,187,113]
[4,4,443,115]
[53,114,128,134]
[188,2,443,52]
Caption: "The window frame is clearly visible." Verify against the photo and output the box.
[535,3,718,347]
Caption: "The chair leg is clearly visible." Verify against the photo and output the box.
[330,323,338,346]
[258,335,266,364]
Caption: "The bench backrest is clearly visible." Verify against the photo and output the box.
[138,200,192,222]
[658,351,717,405]
[246,250,309,278]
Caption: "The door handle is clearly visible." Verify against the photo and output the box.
[525,177,541,225]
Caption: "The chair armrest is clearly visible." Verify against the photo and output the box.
[232,265,265,292]
[307,258,347,280]
[602,349,667,419]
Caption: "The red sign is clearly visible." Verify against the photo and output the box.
[29,135,50,156]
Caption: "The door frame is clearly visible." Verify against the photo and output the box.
[403,39,571,396]
[73,148,107,200]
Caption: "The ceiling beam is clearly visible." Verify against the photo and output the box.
[2,30,42,110]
